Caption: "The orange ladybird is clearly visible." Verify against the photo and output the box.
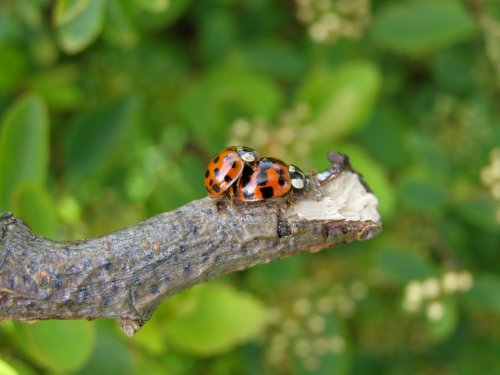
[233,158,309,201]
[233,157,309,201]
[204,146,257,197]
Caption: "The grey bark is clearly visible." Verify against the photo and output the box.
[0,152,381,336]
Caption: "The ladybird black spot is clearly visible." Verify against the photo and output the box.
[230,160,237,168]
[224,175,232,183]
[213,156,220,163]
[209,179,213,186]
[212,184,220,193]
[241,165,254,185]
[256,171,269,186]
[278,173,286,187]
[205,169,210,178]
[214,168,220,177]
[260,186,274,199]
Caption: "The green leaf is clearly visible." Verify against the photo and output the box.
[239,42,305,81]
[0,94,49,211]
[76,327,132,375]
[54,0,105,54]
[65,96,138,181]
[132,318,166,355]
[407,131,452,180]
[13,321,96,372]
[29,65,84,111]
[164,284,266,356]
[432,49,475,92]
[426,298,458,342]
[0,45,26,93]
[246,256,305,291]
[4,357,38,375]
[453,197,499,233]
[181,68,282,151]
[398,175,447,215]
[299,62,381,140]
[135,0,170,13]
[377,247,437,283]
[0,357,19,375]
[464,274,500,313]
[371,0,477,54]
[199,9,237,63]
[12,182,57,239]
[126,0,192,32]
[357,107,409,170]
[103,1,139,48]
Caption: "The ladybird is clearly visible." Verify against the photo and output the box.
[204,146,257,197]
[232,157,289,201]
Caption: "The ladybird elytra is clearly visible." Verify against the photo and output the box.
[234,157,292,201]
[204,146,258,197]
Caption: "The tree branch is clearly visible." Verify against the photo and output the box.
[0,152,381,336]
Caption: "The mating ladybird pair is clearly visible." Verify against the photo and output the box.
[204,146,308,201]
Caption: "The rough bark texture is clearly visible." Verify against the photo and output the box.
[0,152,382,336]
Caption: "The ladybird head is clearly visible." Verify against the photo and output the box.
[235,146,257,164]
[288,164,309,191]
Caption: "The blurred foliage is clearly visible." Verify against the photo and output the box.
[0,0,500,374]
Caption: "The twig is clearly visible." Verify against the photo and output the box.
[0,152,381,336]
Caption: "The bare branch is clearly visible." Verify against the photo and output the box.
[0,152,381,336]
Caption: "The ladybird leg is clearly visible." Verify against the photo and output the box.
[274,202,281,217]
[227,186,242,216]
[287,189,296,207]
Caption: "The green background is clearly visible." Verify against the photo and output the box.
[1,0,500,374]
